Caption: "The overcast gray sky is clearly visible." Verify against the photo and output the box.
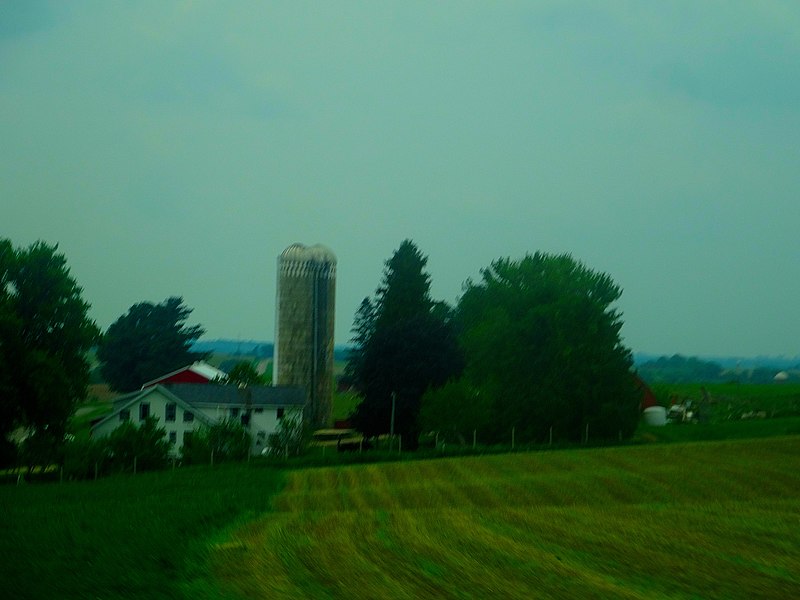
[2,1,799,358]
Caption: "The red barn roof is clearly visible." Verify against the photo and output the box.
[141,361,227,389]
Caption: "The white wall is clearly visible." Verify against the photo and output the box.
[93,389,203,455]
[93,389,302,456]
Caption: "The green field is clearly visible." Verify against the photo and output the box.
[649,383,800,421]
[211,437,800,599]
[1,464,284,600]
[3,436,799,599]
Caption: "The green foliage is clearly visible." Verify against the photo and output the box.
[452,252,639,443]
[0,239,99,456]
[97,296,208,392]
[267,411,307,457]
[105,416,171,472]
[62,436,107,480]
[348,240,463,449]
[181,419,251,464]
[220,360,268,386]
[60,417,171,479]
[419,379,490,443]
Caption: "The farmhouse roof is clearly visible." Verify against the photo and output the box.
[141,361,227,389]
[164,383,305,407]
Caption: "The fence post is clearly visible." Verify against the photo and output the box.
[549,426,553,446]
[473,429,476,450]
[435,432,439,449]
[512,427,515,450]
[585,423,589,444]
[210,449,215,467]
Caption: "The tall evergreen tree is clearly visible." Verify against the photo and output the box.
[98,297,208,392]
[348,240,462,449]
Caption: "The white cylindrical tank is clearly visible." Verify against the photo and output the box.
[643,406,667,426]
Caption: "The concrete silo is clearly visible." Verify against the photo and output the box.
[274,243,336,429]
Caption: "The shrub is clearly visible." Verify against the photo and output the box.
[267,412,307,457]
[181,419,251,464]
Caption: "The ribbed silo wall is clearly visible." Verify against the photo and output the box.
[275,246,336,429]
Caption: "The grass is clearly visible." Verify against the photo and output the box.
[7,386,800,599]
[213,436,800,599]
[634,415,800,444]
[0,463,284,600]
[650,383,800,421]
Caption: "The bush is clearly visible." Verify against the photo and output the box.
[63,436,108,480]
[106,416,171,472]
[267,412,307,457]
[181,419,251,465]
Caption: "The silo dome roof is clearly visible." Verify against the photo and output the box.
[280,243,336,264]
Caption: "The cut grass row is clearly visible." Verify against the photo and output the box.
[214,437,800,599]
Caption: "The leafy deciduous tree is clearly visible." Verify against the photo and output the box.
[97,296,208,392]
[0,239,99,459]
[448,252,639,443]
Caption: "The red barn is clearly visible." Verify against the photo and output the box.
[634,375,659,410]
[141,361,227,389]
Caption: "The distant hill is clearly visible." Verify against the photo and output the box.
[192,341,797,384]
[634,353,800,370]
[193,339,351,362]
[635,353,800,384]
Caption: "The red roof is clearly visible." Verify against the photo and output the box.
[141,361,227,389]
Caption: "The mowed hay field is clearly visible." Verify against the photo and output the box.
[214,437,800,600]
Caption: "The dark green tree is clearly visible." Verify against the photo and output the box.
[222,360,268,386]
[450,252,639,444]
[348,240,463,449]
[97,296,208,392]
[0,239,99,460]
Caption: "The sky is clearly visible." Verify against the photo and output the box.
[2,1,799,358]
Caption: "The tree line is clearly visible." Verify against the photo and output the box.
[346,240,641,448]
[1,236,641,468]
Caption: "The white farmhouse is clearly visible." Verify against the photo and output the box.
[91,383,304,456]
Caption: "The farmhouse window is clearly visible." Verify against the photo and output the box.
[165,403,176,422]
[139,403,150,421]
[169,431,177,444]
[241,412,251,426]
[183,411,194,423]
[277,407,285,419]
[254,408,263,414]
[119,409,130,422]
[230,407,240,418]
